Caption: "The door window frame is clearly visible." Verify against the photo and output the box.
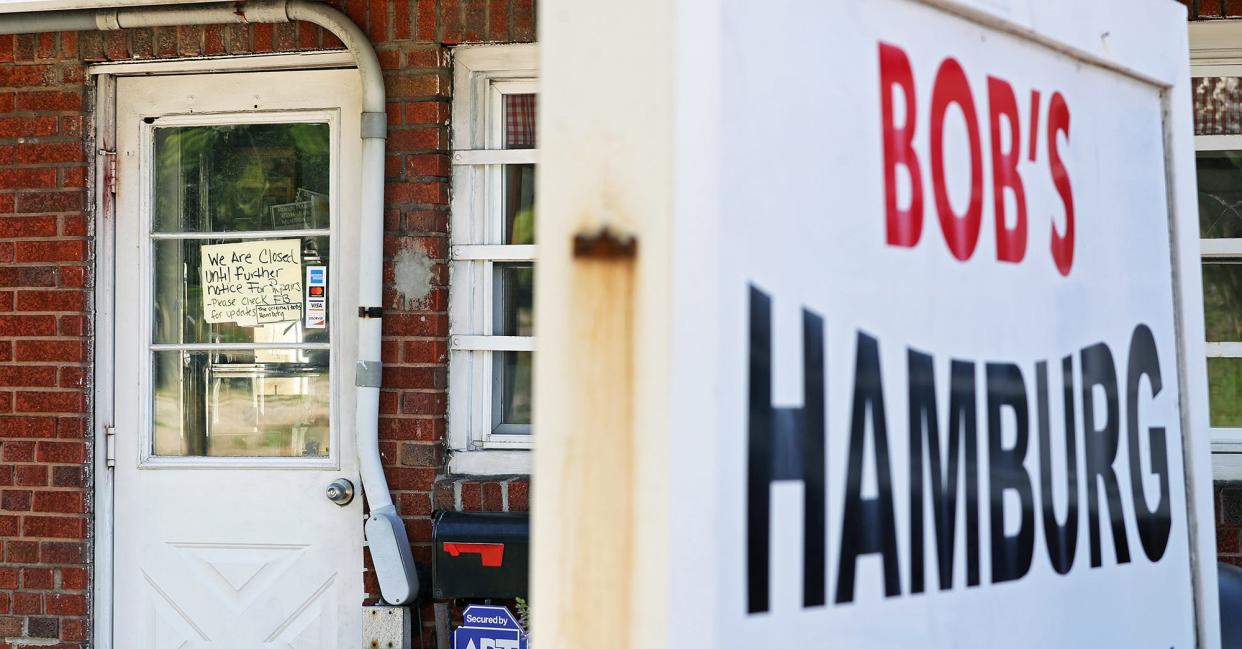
[135,109,343,470]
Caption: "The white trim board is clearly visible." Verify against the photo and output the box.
[87,50,356,77]
[1212,453,1242,481]
[448,450,531,476]
[91,71,117,649]
[1191,20,1242,66]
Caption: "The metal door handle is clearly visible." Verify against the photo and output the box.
[326,478,355,506]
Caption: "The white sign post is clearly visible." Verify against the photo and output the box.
[534,1,1219,648]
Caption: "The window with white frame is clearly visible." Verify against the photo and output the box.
[448,44,537,474]
[1195,77,1242,449]
[1189,21,1242,479]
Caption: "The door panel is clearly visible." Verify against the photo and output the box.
[113,69,363,648]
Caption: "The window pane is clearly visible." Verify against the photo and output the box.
[1196,150,1242,239]
[494,263,533,336]
[1210,357,1242,428]
[1204,261,1242,342]
[154,123,330,233]
[504,93,536,149]
[1195,77,1242,136]
[493,351,532,431]
[153,349,330,457]
[153,236,329,344]
[504,164,535,245]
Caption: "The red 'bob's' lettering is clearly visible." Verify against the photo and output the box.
[1048,91,1074,276]
[880,43,923,248]
[878,42,1075,275]
[988,76,1028,263]
[930,58,983,261]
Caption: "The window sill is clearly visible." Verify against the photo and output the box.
[1214,451,1242,480]
[448,449,531,476]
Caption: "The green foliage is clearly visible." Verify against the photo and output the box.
[1210,358,1242,427]
[515,597,531,645]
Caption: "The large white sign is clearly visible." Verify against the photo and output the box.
[535,0,1216,647]
[675,0,1213,647]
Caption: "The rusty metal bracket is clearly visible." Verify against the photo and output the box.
[358,306,384,319]
[573,226,637,259]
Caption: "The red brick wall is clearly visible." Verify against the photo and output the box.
[0,28,92,646]
[0,2,534,646]
[1180,0,1242,18]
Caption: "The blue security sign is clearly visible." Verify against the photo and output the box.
[453,605,528,649]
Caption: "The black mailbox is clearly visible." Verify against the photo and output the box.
[432,511,529,599]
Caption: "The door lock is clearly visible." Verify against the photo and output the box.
[326,478,355,506]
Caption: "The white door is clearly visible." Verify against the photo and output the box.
[112,69,364,648]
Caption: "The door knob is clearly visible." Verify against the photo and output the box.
[326,478,355,506]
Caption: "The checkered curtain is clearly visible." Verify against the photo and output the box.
[505,93,537,149]
[1196,77,1242,136]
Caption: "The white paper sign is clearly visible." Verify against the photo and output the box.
[665,0,1209,647]
[200,239,303,326]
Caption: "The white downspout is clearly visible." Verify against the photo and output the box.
[0,0,419,605]
[278,0,421,609]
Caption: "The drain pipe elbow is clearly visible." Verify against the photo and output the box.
[281,0,417,607]
[286,0,385,116]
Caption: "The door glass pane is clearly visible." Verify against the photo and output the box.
[153,236,330,344]
[1204,260,1242,342]
[504,164,535,245]
[153,123,330,233]
[492,351,532,431]
[150,119,333,459]
[493,263,533,336]
[153,349,330,457]
[1196,150,1242,239]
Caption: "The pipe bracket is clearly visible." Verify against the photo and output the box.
[355,361,382,388]
[361,112,387,140]
[96,9,121,30]
[574,226,638,259]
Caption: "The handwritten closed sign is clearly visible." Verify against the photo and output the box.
[200,239,303,326]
